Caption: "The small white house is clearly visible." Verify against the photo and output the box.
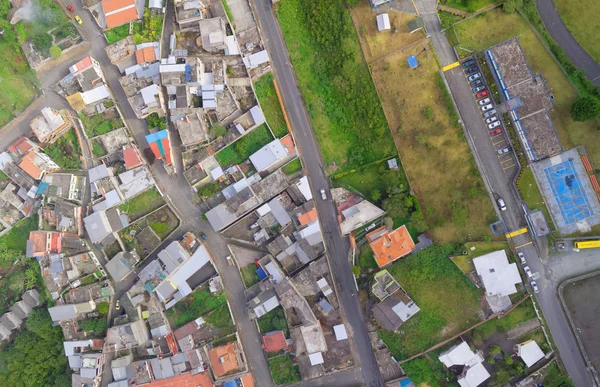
[377,14,391,31]
[516,340,545,368]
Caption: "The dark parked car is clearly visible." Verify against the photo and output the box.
[472,85,485,93]
[199,232,207,240]
[470,79,483,87]
[462,59,476,68]
[465,66,478,75]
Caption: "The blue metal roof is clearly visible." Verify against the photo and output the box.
[408,55,418,69]
[256,267,267,281]
[145,129,168,144]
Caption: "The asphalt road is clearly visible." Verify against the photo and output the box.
[251,0,384,386]
[413,0,595,385]
[536,0,600,86]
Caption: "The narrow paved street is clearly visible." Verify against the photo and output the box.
[251,0,385,386]
[536,0,600,85]
[411,0,595,385]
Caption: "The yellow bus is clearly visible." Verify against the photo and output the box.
[574,240,600,249]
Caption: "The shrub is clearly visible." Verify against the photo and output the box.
[49,45,62,58]
[96,302,109,315]
[570,97,600,122]
[32,33,52,54]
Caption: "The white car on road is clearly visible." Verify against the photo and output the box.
[524,266,533,278]
[320,189,327,200]
[530,280,539,293]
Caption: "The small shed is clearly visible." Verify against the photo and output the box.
[408,55,419,69]
[376,14,391,31]
[309,352,324,366]
[333,324,348,341]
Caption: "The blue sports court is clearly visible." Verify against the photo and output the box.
[543,159,593,225]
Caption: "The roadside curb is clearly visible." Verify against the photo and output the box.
[557,271,600,386]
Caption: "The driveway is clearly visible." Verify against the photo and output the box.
[411,0,595,385]
[536,0,600,85]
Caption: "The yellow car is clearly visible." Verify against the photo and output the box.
[75,15,83,24]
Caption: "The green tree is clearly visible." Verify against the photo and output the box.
[49,45,62,59]
[488,344,501,354]
[210,124,227,139]
[32,33,53,54]
[371,189,381,203]
[96,301,109,315]
[382,193,412,220]
[503,0,516,13]
[570,97,600,121]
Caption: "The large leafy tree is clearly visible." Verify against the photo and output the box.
[570,97,600,122]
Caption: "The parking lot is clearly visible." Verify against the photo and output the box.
[460,58,518,180]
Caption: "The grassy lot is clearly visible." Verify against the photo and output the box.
[240,265,260,288]
[215,125,273,166]
[254,73,288,139]
[378,245,482,360]
[92,139,106,157]
[120,206,179,256]
[454,8,600,167]
[42,129,81,169]
[554,0,600,64]
[268,355,301,385]
[105,24,131,45]
[282,158,302,175]
[166,286,227,329]
[134,9,163,44]
[368,39,494,242]
[350,0,423,63]
[470,300,536,346]
[442,0,497,13]
[276,0,395,174]
[80,111,123,137]
[401,355,449,387]
[518,167,554,228]
[0,214,38,254]
[452,241,509,274]
[119,187,164,221]
[257,306,288,336]
[358,244,378,269]
[204,303,234,329]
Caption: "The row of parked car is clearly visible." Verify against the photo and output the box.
[462,59,510,155]
[518,252,540,293]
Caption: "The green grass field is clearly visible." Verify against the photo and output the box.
[268,355,301,385]
[378,245,482,359]
[43,129,81,169]
[454,8,600,167]
[105,24,131,45]
[518,167,554,229]
[452,241,509,273]
[119,188,164,221]
[166,286,227,329]
[254,74,289,138]
[282,158,302,175]
[0,215,38,254]
[276,0,395,173]
[215,125,273,166]
[443,0,497,13]
[554,0,600,64]
[240,264,260,288]
[470,300,536,345]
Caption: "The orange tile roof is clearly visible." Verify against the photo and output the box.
[29,231,48,257]
[136,46,156,64]
[208,342,240,378]
[145,372,213,387]
[161,138,172,165]
[19,152,43,180]
[280,135,296,156]
[103,0,138,28]
[367,226,415,268]
[262,331,287,352]
[123,145,143,169]
[298,208,317,226]
[241,373,255,387]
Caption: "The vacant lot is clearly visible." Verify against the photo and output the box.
[518,167,554,230]
[454,9,600,167]
[0,40,38,127]
[215,125,273,166]
[470,300,536,345]
[282,158,302,175]
[368,40,494,242]
[166,286,227,329]
[276,0,395,173]
[119,188,164,221]
[80,110,123,137]
[554,0,600,63]
[563,273,600,373]
[350,1,422,63]
[268,355,301,385]
[254,73,288,138]
[0,214,38,254]
[240,264,260,288]
[378,245,482,359]
[257,306,288,336]
[43,129,81,170]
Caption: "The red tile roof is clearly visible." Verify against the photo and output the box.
[208,342,240,378]
[123,145,143,169]
[8,137,33,156]
[28,231,63,257]
[136,46,156,64]
[161,138,172,165]
[241,373,255,387]
[145,372,213,387]
[102,0,138,28]
[262,331,287,353]
[73,56,92,72]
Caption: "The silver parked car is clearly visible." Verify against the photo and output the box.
[478,98,491,105]
[488,121,501,129]
[518,252,526,265]
[530,280,539,293]
[498,147,510,155]
[468,73,481,81]
[481,104,494,112]
[485,116,497,124]
[483,109,497,118]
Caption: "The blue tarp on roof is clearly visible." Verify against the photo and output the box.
[408,55,418,69]
[36,182,49,194]
[223,381,238,387]
[185,65,193,83]
[145,129,168,144]
[256,267,267,281]
[400,378,414,387]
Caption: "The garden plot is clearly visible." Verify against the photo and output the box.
[119,205,180,258]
